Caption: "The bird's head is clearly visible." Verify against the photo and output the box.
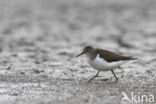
[76,46,93,57]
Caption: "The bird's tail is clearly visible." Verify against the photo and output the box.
[122,56,137,60]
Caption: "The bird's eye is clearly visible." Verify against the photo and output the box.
[86,48,90,52]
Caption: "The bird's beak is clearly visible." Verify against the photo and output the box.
[76,51,85,57]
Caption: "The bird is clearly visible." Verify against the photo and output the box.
[76,46,136,82]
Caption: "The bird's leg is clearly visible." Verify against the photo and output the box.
[88,71,100,83]
[111,70,118,82]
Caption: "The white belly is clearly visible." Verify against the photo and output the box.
[88,54,123,71]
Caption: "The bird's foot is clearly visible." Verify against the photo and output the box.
[87,78,94,83]
[114,77,119,83]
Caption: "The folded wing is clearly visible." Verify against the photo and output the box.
[97,49,136,62]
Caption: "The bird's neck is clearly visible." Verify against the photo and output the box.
[87,51,97,61]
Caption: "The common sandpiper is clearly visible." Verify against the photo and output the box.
[76,46,136,82]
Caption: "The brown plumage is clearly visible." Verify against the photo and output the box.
[96,49,136,62]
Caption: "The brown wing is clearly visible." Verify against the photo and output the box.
[96,49,136,62]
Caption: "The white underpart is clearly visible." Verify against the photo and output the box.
[88,54,124,71]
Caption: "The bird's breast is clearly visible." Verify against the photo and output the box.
[88,54,123,71]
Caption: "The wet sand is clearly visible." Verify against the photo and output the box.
[0,0,156,103]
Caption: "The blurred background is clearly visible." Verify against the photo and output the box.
[0,0,156,104]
